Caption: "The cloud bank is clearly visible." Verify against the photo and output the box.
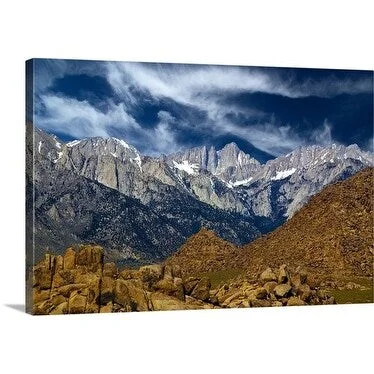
[33,59,373,158]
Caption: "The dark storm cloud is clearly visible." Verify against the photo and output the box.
[32,59,373,159]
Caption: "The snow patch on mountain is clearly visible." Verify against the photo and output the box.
[67,140,82,147]
[113,138,130,149]
[231,177,253,187]
[271,168,296,181]
[53,151,63,163]
[210,177,215,190]
[173,160,199,175]
[131,154,142,170]
[165,142,261,184]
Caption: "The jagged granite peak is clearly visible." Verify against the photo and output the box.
[54,136,144,194]
[57,135,195,204]
[254,143,373,182]
[162,142,262,216]
[215,142,261,184]
[165,142,261,184]
[33,128,185,203]
[64,136,142,169]
[34,126,64,164]
[163,145,209,174]
[244,143,374,219]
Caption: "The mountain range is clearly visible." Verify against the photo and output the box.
[27,124,373,264]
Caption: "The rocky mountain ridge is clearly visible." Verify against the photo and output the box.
[51,129,373,221]
[28,125,260,263]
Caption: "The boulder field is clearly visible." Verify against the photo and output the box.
[31,245,335,315]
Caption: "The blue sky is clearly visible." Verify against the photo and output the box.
[31,59,373,162]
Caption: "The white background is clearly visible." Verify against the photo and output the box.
[0,1,373,373]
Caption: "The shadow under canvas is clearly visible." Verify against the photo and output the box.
[5,304,25,313]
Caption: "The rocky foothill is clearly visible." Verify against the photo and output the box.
[32,245,334,315]
[168,168,374,283]
[212,265,336,308]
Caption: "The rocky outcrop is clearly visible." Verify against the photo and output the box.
[31,245,217,315]
[31,246,334,314]
[210,265,336,309]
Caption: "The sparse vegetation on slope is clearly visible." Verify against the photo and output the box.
[237,168,374,279]
[165,228,241,276]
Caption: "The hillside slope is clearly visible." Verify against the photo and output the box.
[238,168,373,278]
[167,168,373,280]
[166,228,239,276]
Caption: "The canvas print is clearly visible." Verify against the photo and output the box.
[26,59,373,315]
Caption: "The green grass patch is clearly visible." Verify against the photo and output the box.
[196,268,244,288]
[329,288,373,304]
[327,277,373,304]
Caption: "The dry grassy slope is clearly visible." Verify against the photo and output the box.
[237,167,373,278]
[165,227,239,276]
